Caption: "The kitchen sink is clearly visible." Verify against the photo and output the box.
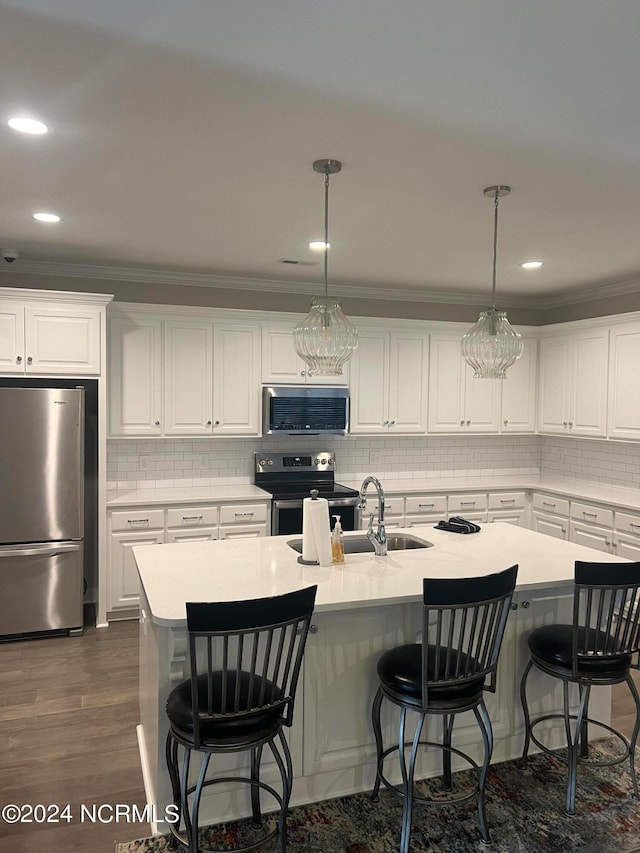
[287,532,433,555]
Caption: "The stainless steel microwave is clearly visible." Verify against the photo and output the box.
[262,385,349,435]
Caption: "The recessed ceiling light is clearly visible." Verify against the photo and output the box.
[520,260,543,269]
[309,241,330,251]
[32,212,61,223]
[8,116,48,135]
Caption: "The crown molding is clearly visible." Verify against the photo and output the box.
[4,258,638,312]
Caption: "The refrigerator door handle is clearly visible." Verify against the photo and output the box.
[0,542,82,558]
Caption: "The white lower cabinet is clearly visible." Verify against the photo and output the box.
[532,512,568,540]
[107,500,269,616]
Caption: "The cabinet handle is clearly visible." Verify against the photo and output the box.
[542,501,556,509]
[128,518,150,525]
[206,420,212,426]
[382,419,389,426]
[612,542,617,549]
[418,503,435,509]
[460,420,465,426]
[510,602,518,611]
[500,499,515,506]
[563,421,568,428]
[214,420,220,427]
[569,421,574,428]
[27,356,33,364]
[389,419,396,426]
[629,523,640,530]
[582,511,597,519]
[503,419,508,426]
[309,624,318,634]
[521,601,530,609]
[466,419,471,426]
[234,512,255,518]
[154,420,160,427]
[182,515,203,522]
[460,501,476,507]
[561,527,566,534]
[300,370,306,376]
[16,355,22,364]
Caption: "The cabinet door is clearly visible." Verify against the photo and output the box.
[463,363,501,432]
[488,510,527,526]
[303,605,410,777]
[25,304,101,375]
[531,511,568,540]
[212,325,260,435]
[0,302,25,373]
[570,329,608,436]
[108,530,164,611]
[569,521,612,553]
[538,337,572,433]
[164,320,213,435]
[608,324,640,440]
[349,332,390,433]
[613,533,640,561]
[261,327,306,384]
[387,334,429,433]
[501,337,537,432]
[109,317,162,436]
[165,529,218,543]
[427,335,465,432]
[218,523,268,539]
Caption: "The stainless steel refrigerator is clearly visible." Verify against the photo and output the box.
[0,386,85,637]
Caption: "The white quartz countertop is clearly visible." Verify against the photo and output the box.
[342,475,640,511]
[133,522,628,627]
[107,484,271,507]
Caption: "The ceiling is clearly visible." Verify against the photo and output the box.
[1,0,640,306]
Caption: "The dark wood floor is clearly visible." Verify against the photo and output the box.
[0,621,638,853]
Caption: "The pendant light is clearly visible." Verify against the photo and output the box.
[461,185,523,379]
[293,159,358,376]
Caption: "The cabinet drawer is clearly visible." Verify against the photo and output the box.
[614,512,640,535]
[110,509,164,531]
[219,503,268,525]
[488,491,526,511]
[166,505,219,528]
[362,496,404,517]
[532,494,569,517]
[570,502,613,528]
[448,493,487,513]
[405,495,447,515]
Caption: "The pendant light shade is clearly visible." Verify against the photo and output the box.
[293,159,357,376]
[461,185,523,379]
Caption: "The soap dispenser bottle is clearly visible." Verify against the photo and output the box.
[331,515,345,563]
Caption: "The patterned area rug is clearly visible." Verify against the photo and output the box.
[116,739,640,852]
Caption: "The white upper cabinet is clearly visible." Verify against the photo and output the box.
[608,323,640,440]
[261,325,349,385]
[538,329,608,436]
[163,320,213,436]
[212,324,261,435]
[0,300,101,375]
[109,316,163,436]
[109,314,261,437]
[350,331,429,434]
[428,334,501,433]
[501,337,537,432]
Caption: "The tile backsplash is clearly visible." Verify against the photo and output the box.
[107,434,541,489]
[107,434,640,492]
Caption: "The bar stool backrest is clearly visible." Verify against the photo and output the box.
[573,561,640,677]
[421,565,518,709]
[186,585,317,748]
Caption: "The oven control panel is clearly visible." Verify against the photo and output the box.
[255,452,335,474]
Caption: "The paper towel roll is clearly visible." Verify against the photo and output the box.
[301,495,332,566]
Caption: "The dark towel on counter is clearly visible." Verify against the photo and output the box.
[434,516,481,534]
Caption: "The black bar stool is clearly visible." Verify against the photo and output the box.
[520,560,640,815]
[165,585,317,853]
[370,565,518,852]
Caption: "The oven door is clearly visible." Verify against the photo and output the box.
[272,498,358,536]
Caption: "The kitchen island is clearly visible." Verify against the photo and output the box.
[134,523,627,833]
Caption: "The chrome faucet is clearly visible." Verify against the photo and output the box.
[358,475,387,557]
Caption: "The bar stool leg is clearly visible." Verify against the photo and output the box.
[268,732,291,853]
[627,672,640,800]
[165,733,181,851]
[180,747,194,852]
[442,714,454,790]
[565,682,589,816]
[250,745,263,827]
[519,659,534,762]
[579,685,589,759]
[370,687,384,801]
[474,699,493,845]
[399,709,425,853]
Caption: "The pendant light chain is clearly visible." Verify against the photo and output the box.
[322,168,330,325]
[490,189,499,310]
